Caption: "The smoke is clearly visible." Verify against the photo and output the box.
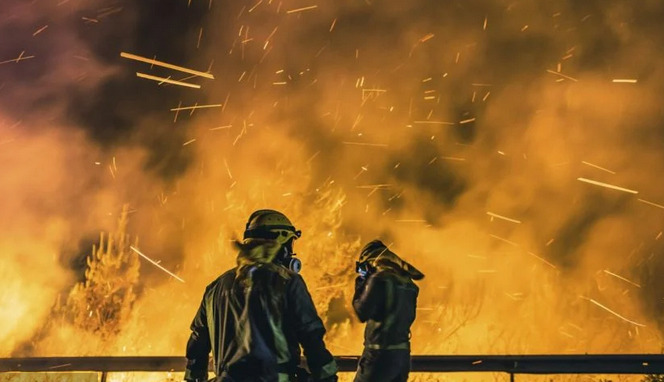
[1,0,664,359]
[0,0,180,355]
[189,0,664,354]
[0,0,116,353]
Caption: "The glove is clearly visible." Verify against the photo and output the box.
[355,275,368,289]
[356,261,370,278]
[357,268,368,278]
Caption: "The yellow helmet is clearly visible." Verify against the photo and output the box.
[243,209,302,245]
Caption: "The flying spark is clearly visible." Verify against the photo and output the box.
[356,184,392,189]
[121,52,214,79]
[136,73,201,89]
[581,296,645,327]
[130,246,185,283]
[546,69,578,82]
[48,363,72,370]
[603,270,641,288]
[248,0,263,12]
[223,158,233,179]
[0,51,35,65]
[286,5,318,14]
[637,199,664,210]
[32,25,48,36]
[581,161,616,174]
[342,141,388,147]
[197,28,204,49]
[419,33,435,43]
[413,120,455,125]
[577,177,638,194]
[170,103,222,112]
[489,234,519,247]
[486,212,522,224]
[210,125,232,131]
[526,252,557,269]
[362,88,387,94]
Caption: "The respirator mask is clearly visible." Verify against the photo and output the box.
[279,240,302,273]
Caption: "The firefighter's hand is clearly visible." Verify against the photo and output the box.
[354,275,369,298]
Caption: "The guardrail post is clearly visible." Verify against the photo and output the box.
[100,371,108,382]
[510,372,515,382]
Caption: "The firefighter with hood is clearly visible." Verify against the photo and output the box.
[184,209,339,382]
[352,240,424,382]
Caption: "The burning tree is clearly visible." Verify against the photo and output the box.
[56,205,140,342]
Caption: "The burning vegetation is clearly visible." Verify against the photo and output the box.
[13,206,140,356]
[57,205,140,343]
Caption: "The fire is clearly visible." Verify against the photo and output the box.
[2,0,664,381]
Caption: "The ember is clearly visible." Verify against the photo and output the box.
[1,0,664,381]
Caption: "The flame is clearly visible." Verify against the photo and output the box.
[2,2,664,382]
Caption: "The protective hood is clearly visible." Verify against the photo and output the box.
[362,240,425,281]
[234,238,282,266]
[233,238,294,283]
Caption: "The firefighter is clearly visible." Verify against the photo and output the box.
[352,240,424,382]
[184,209,338,382]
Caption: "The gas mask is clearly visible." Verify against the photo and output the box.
[279,244,302,273]
[277,246,302,273]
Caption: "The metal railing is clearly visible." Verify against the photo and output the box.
[2,355,664,381]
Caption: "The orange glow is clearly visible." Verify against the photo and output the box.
[1,3,664,382]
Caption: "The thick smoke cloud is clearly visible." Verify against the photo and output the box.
[1,0,664,360]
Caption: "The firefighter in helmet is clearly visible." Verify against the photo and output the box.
[352,240,424,382]
[184,209,338,382]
